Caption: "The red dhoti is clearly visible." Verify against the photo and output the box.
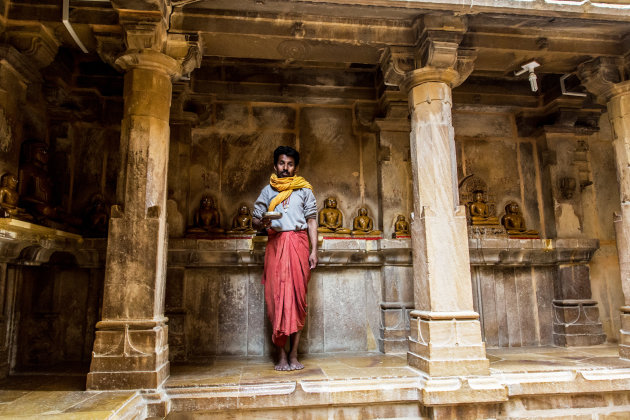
[262,230,311,348]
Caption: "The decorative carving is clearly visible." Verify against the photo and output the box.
[577,57,625,104]
[317,197,350,235]
[379,47,415,87]
[277,40,310,60]
[559,177,577,199]
[3,24,60,69]
[351,207,381,236]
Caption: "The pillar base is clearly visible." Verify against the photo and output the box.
[407,311,489,377]
[552,299,606,346]
[619,309,630,360]
[87,319,170,390]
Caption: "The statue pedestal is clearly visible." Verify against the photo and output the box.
[0,218,82,243]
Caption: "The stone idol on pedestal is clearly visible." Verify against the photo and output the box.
[501,202,539,239]
[186,194,225,237]
[317,197,351,236]
[351,207,381,237]
[226,204,256,236]
[460,175,505,236]
[17,140,80,230]
[393,214,410,238]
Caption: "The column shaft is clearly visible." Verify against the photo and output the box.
[607,87,630,358]
[406,77,488,376]
[87,51,176,390]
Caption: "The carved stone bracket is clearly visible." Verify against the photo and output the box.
[577,56,630,104]
[380,47,415,88]
[2,24,60,70]
[380,14,475,91]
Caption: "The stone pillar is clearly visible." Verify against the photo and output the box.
[86,49,181,390]
[578,56,630,358]
[379,14,489,377]
[402,68,489,376]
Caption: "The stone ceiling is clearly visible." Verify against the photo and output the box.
[4,0,630,109]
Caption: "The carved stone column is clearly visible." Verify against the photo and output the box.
[86,48,180,391]
[578,56,630,358]
[381,15,489,377]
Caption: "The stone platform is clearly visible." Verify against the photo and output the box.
[2,345,630,419]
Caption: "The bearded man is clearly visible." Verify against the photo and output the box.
[252,145,318,371]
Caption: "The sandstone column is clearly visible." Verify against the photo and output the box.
[578,56,630,358]
[86,49,180,390]
[402,68,489,376]
[380,14,489,376]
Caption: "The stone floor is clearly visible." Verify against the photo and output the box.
[0,345,629,418]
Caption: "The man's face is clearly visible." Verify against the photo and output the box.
[274,154,296,178]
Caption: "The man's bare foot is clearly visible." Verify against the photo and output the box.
[288,354,304,370]
[275,348,291,371]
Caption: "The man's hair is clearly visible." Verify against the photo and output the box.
[273,146,300,166]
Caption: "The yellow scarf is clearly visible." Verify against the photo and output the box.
[268,174,313,212]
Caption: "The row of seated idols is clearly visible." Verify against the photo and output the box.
[467,189,539,238]
[187,195,412,238]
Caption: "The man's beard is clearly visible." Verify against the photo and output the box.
[278,171,291,178]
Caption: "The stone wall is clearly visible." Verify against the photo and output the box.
[170,102,379,236]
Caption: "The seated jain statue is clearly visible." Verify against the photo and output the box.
[501,202,539,238]
[188,195,224,234]
[227,204,256,235]
[0,173,31,220]
[18,141,56,221]
[394,214,410,238]
[318,197,350,234]
[468,190,500,226]
[352,207,381,236]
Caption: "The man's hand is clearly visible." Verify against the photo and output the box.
[309,251,318,269]
[253,216,272,230]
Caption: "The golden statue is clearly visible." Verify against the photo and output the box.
[468,190,500,226]
[0,173,31,220]
[227,204,256,235]
[317,197,350,234]
[501,202,539,238]
[188,195,224,234]
[394,214,410,238]
[352,207,381,236]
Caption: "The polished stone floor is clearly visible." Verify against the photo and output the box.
[0,345,629,418]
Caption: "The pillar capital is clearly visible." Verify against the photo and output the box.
[577,56,630,104]
[115,49,181,77]
[379,14,476,92]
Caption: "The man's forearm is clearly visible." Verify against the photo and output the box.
[307,218,318,252]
